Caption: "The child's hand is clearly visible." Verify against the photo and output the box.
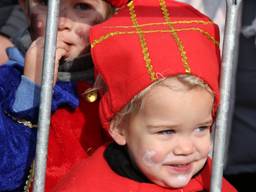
[0,35,14,64]
[24,36,70,85]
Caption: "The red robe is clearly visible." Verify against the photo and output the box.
[45,82,110,191]
[53,144,237,192]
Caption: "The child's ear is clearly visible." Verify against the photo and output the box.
[109,121,127,146]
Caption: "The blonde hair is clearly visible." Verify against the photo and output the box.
[112,74,214,128]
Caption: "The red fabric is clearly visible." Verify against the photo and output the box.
[89,0,221,130]
[53,144,237,192]
[105,0,129,8]
[44,82,110,191]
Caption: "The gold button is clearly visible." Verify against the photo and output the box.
[84,90,98,103]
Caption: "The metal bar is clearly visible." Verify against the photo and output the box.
[32,1,60,191]
[210,0,243,191]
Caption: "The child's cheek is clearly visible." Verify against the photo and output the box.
[142,149,163,167]
[76,28,90,47]
[203,138,212,157]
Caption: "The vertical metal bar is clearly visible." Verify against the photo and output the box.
[210,0,243,191]
[32,1,60,191]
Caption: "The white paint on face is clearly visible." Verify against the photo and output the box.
[142,149,195,187]
[143,149,177,167]
[142,150,157,167]
[175,174,191,186]
[143,149,201,167]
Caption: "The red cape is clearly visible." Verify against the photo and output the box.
[45,82,110,191]
[53,144,237,192]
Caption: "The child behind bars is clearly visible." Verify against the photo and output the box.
[54,0,237,191]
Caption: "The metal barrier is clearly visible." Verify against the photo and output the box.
[31,0,243,191]
[210,0,243,191]
[32,1,60,191]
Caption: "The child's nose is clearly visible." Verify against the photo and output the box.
[58,5,73,31]
[173,138,194,156]
[58,16,73,31]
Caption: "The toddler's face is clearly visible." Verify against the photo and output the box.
[22,0,111,60]
[119,78,213,188]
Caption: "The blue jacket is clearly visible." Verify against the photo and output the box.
[0,48,79,191]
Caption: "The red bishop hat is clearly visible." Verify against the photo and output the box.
[105,0,129,8]
[90,0,221,129]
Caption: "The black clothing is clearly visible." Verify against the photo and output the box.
[104,142,150,183]
[0,0,18,8]
[224,0,256,191]
[0,4,31,54]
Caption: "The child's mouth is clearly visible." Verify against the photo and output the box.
[166,163,193,173]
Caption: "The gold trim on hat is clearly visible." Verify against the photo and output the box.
[103,20,214,29]
[159,0,190,73]
[91,0,220,80]
[127,1,157,81]
[91,28,219,48]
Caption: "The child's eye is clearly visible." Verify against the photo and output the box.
[157,129,175,135]
[37,0,48,6]
[74,3,93,11]
[195,126,209,133]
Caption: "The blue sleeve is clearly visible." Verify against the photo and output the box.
[0,64,37,191]
[51,81,79,111]
[2,48,79,122]
[0,75,78,191]
[9,79,79,121]
[0,48,39,123]
[12,75,41,113]
[0,48,79,191]
[0,107,37,191]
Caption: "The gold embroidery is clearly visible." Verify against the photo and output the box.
[91,0,219,76]
[24,161,34,192]
[127,0,157,81]
[187,27,219,46]
[103,20,213,29]
[4,111,37,128]
[91,28,219,48]
[159,0,191,73]
[91,32,123,48]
